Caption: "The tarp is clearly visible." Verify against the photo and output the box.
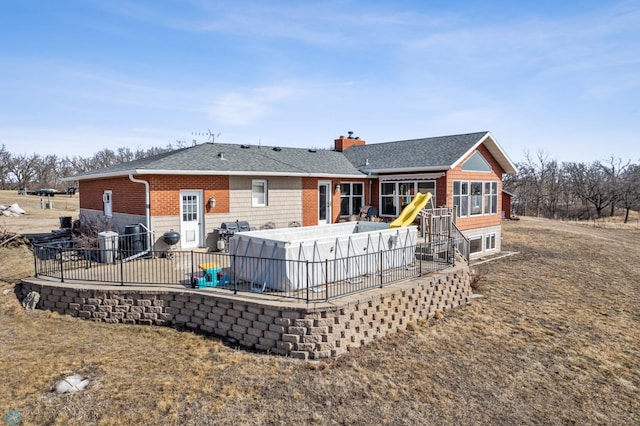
[8,203,27,214]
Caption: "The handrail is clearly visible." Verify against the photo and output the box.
[450,221,470,264]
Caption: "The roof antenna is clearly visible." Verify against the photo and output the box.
[191,130,221,144]
[207,129,221,144]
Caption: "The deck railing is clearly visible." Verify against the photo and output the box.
[32,235,464,303]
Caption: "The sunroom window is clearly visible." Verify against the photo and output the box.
[380,180,436,216]
[453,180,499,218]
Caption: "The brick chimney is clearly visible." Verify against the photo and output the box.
[334,132,366,152]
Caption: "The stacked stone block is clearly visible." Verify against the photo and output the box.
[19,265,471,359]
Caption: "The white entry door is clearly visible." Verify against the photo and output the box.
[318,181,332,225]
[103,190,112,217]
[180,190,203,248]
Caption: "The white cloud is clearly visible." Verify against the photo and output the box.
[204,84,309,126]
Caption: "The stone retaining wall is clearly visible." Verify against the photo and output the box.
[19,265,471,359]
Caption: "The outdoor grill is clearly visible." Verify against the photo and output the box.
[219,220,254,235]
[218,221,239,235]
[216,220,256,252]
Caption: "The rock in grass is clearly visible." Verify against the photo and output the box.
[21,291,40,310]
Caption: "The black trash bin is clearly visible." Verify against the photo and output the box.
[123,225,146,257]
[59,216,72,229]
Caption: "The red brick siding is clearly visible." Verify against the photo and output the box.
[79,175,230,217]
[79,177,146,215]
[334,136,366,152]
[369,179,379,207]
[301,177,319,226]
[147,175,229,216]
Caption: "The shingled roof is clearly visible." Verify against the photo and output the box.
[69,131,517,181]
[71,142,365,180]
[342,131,518,175]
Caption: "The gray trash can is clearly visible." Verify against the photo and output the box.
[98,231,118,263]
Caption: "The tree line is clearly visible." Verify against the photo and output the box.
[1,143,639,223]
[504,151,640,223]
[0,141,191,193]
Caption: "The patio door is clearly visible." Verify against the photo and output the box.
[180,190,203,248]
[318,181,332,225]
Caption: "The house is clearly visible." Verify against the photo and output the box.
[502,189,516,219]
[68,131,517,258]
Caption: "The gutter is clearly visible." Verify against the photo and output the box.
[128,174,151,251]
[363,166,450,175]
[66,169,367,181]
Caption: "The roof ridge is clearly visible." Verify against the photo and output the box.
[368,131,489,147]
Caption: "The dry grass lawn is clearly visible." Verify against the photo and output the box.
[0,189,639,425]
[0,190,80,234]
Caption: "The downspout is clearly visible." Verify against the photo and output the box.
[129,174,151,251]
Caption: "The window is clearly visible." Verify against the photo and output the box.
[491,182,498,214]
[485,233,496,251]
[453,180,499,218]
[461,151,492,172]
[418,181,435,198]
[453,181,468,217]
[484,182,498,214]
[380,180,436,216]
[340,182,364,216]
[381,182,397,216]
[469,236,483,254]
[470,182,483,215]
[252,179,268,207]
[181,194,198,222]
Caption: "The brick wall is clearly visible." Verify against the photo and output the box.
[79,177,146,215]
[334,136,366,152]
[147,175,230,216]
[19,265,470,360]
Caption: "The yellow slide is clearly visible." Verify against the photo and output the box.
[389,192,432,228]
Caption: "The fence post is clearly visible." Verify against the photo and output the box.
[58,247,64,283]
[306,260,310,303]
[33,247,38,278]
[450,238,455,266]
[233,255,237,294]
[379,250,383,288]
[120,256,124,286]
[325,259,329,302]
[191,251,194,288]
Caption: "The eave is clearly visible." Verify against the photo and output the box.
[63,169,367,181]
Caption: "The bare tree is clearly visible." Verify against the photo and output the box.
[566,161,613,218]
[513,150,561,217]
[7,153,41,191]
[33,154,61,188]
[618,164,640,223]
[0,144,12,189]
[599,157,631,217]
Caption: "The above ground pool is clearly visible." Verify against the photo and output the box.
[228,222,418,291]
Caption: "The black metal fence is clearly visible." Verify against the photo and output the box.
[32,236,465,303]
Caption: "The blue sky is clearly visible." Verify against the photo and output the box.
[1,0,639,164]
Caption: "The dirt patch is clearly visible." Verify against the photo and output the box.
[0,215,639,424]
